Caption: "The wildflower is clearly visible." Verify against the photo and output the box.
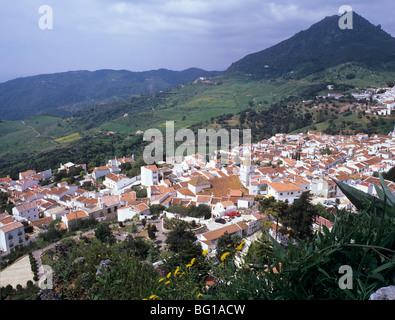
[190,258,196,265]
[167,272,171,278]
[149,295,158,300]
[202,249,209,256]
[174,268,180,276]
[235,240,245,251]
[220,252,230,261]
[286,233,290,237]
[159,278,165,283]
[165,281,170,285]
[186,263,192,268]
[197,293,201,298]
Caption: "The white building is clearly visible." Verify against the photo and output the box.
[0,214,28,254]
[212,200,237,218]
[12,202,39,221]
[267,181,304,203]
[92,167,111,180]
[117,203,150,222]
[61,210,89,230]
[103,173,133,191]
[141,165,159,187]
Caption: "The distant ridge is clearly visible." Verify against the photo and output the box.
[0,68,221,120]
[227,12,395,79]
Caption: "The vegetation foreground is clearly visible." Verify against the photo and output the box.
[4,185,392,301]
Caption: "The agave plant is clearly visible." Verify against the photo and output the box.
[333,172,395,217]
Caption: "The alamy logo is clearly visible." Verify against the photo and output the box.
[38,265,53,290]
[143,121,251,165]
[338,265,353,289]
[38,5,53,30]
[338,5,353,30]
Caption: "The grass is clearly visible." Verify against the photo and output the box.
[54,132,81,144]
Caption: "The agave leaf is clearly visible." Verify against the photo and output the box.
[333,178,385,216]
[373,181,386,202]
[378,172,395,205]
[265,230,286,260]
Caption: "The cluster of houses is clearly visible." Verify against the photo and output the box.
[1,129,395,255]
[324,85,395,116]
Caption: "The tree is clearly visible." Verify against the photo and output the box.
[123,235,152,260]
[245,232,273,266]
[260,196,289,239]
[164,223,204,272]
[165,224,197,253]
[94,223,114,244]
[383,166,395,182]
[284,191,318,240]
[147,223,157,241]
[215,231,242,261]
[188,204,212,219]
[150,204,166,218]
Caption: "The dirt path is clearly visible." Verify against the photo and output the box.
[21,120,41,138]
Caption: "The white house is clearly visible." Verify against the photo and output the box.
[141,165,159,187]
[92,167,110,180]
[14,178,39,192]
[103,173,133,191]
[117,203,150,222]
[212,200,237,218]
[267,181,304,203]
[61,210,89,230]
[187,175,211,195]
[18,170,36,181]
[237,197,254,209]
[197,221,249,251]
[0,215,27,254]
[12,202,39,221]
[44,206,69,220]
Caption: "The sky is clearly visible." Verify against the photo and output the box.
[0,0,394,82]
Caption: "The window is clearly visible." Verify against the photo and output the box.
[280,193,283,196]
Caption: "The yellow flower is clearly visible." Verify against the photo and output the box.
[235,240,245,250]
[202,249,209,256]
[167,272,171,278]
[220,252,230,261]
[174,268,179,276]
[186,263,192,268]
[165,281,171,285]
[197,293,201,298]
[190,258,196,265]
[286,233,290,237]
[149,295,158,300]
[159,278,165,283]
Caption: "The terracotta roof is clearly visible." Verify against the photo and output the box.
[201,221,248,241]
[268,181,303,192]
[65,211,88,221]
[15,202,38,212]
[31,216,53,227]
[132,203,150,213]
[188,175,210,187]
[100,195,120,207]
[144,165,158,171]
[0,216,15,225]
[0,221,24,233]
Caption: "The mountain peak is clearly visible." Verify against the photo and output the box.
[227,12,395,79]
